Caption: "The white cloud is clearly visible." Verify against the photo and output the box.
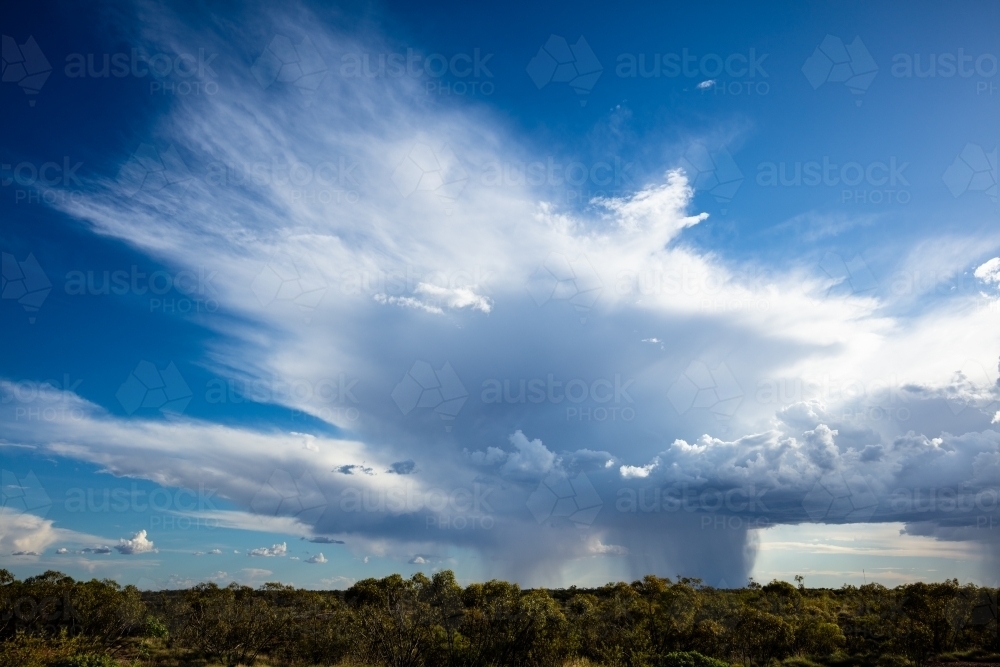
[116,530,156,555]
[10,1,1000,587]
[248,542,288,557]
[306,552,327,563]
[499,430,556,477]
[975,257,1000,285]
[620,462,658,479]
[0,513,106,556]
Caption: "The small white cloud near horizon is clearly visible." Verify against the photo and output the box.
[116,530,156,555]
[249,542,288,557]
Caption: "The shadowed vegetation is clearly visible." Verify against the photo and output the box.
[2,568,998,667]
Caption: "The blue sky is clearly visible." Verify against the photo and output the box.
[2,0,1000,590]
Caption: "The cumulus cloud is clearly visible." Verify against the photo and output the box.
[8,0,1000,587]
[306,552,327,563]
[116,530,156,555]
[248,542,288,557]
[975,257,1000,285]
[499,431,556,477]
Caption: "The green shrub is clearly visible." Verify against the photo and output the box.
[57,654,118,667]
[659,650,732,667]
[142,614,168,639]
